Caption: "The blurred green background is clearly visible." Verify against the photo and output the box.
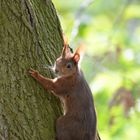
[53,0,140,139]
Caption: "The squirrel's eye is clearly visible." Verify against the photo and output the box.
[66,62,72,69]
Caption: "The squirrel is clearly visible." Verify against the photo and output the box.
[29,40,99,140]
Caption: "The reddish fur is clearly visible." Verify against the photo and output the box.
[29,44,97,140]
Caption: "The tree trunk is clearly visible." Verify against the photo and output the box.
[0,0,63,140]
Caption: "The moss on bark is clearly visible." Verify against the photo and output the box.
[0,0,62,139]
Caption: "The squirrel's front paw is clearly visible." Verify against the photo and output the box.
[29,68,39,78]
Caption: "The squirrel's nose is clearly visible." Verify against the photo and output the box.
[55,69,59,74]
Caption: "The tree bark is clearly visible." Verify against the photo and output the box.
[0,0,63,140]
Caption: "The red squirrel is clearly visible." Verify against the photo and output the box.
[29,41,99,140]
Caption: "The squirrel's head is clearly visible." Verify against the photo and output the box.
[54,42,81,77]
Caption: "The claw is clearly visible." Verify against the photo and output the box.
[28,68,38,78]
[29,68,35,74]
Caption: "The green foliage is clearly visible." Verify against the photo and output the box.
[53,0,140,139]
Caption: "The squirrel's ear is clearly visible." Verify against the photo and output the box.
[62,44,71,58]
[61,34,71,58]
[73,43,85,63]
[73,53,80,63]
[63,34,68,47]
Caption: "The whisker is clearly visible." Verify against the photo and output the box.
[43,65,54,71]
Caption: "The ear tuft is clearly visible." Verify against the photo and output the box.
[61,34,72,58]
[63,34,68,47]
[73,53,80,63]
